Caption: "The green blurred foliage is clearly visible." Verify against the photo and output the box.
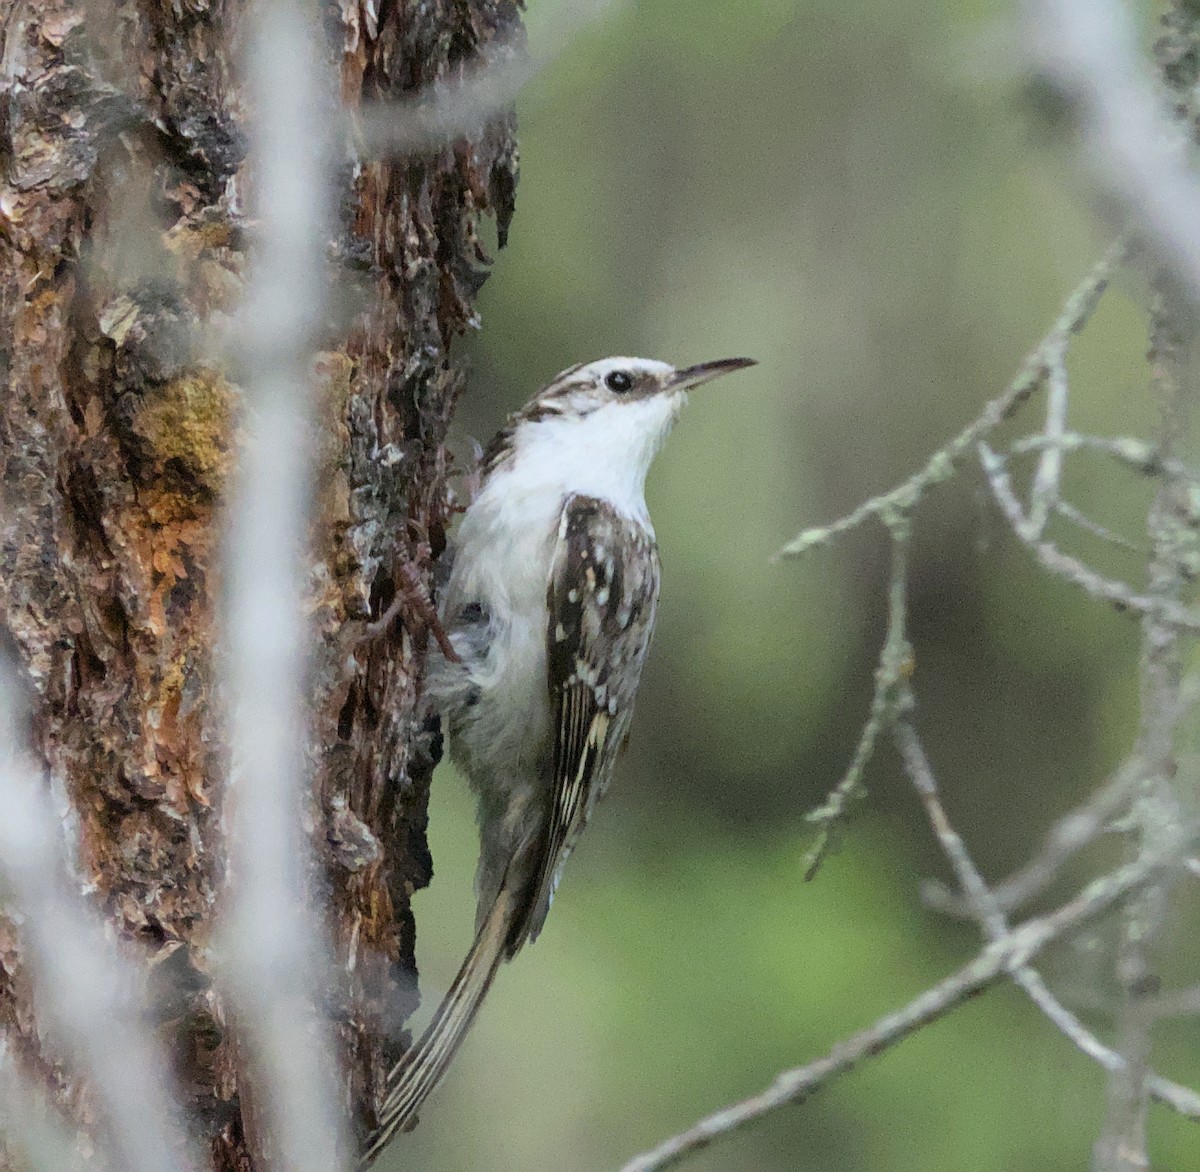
[382,1,1200,1168]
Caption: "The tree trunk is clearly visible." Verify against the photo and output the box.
[0,0,519,1165]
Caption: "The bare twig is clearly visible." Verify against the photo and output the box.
[978,441,1200,632]
[776,241,1124,559]
[922,758,1142,918]
[619,849,1176,1172]
[215,3,346,1168]
[0,662,195,1172]
[894,719,1200,1123]
[803,525,913,879]
[1053,499,1139,553]
[794,244,1131,881]
[925,668,1200,924]
[1025,343,1071,538]
[1008,431,1199,483]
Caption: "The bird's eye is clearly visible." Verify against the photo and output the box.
[605,370,634,394]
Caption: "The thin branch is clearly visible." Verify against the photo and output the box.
[0,662,196,1172]
[619,849,1176,1172]
[894,719,1200,1123]
[776,241,1124,559]
[978,441,1200,632]
[215,3,346,1168]
[922,758,1142,918]
[1053,499,1139,553]
[803,525,913,879]
[924,668,1200,921]
[1026,343,1071,538]
[1008,431,1200,484]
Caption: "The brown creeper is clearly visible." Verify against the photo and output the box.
[361,355,756,1165]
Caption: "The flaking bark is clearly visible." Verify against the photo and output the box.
[0,0,520,1165]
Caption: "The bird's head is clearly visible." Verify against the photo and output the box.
[481,355,756,514]
[493,354,754,466]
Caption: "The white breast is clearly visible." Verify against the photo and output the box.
[438,467,563,788]
[434,387,681,814]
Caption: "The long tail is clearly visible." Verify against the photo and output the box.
[358,885,515,1168]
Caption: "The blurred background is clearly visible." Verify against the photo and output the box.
[382,2,1200,1169]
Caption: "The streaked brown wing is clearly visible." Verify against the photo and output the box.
[517,494,660,946]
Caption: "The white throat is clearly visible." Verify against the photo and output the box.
[503,390,685,525]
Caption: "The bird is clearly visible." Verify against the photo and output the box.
[360,354,756,1165]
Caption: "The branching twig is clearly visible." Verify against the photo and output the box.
[687,7,1200,1169]
[776,241,1124,559]
[922,758,1142,919]
[978,440,1200,632]
[1008,431,1200,484]
[894,718,1200,1124]
[618,848,1177,1172]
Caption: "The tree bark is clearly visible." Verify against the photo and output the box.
[0,0,520,1165]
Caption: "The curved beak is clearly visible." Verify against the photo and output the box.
[669,356,757,390]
